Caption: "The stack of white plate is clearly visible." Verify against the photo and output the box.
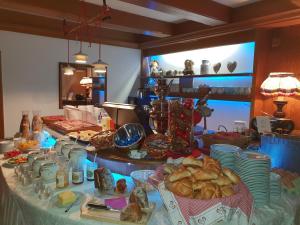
[235,151,271,207]
[270,172,281,200]
[210,144,241,172]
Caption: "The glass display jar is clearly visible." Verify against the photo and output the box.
[55,154,69,188]
[69,148,87,185]
[20,111,30,138]
[32,110,43,132]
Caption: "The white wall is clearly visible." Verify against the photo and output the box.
[0,30,141,137]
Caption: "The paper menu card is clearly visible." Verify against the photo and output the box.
[256,116,272,134]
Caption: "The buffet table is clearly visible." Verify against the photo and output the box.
[1,156,300,225]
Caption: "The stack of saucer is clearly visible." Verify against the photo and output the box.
[270,172,281,200]
[235,151,271,207]
[210,144,241,171]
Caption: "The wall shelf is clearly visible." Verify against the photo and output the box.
[149,92,251,102]
[142,73,253,79]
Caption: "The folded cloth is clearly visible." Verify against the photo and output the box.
[104,197,127,210]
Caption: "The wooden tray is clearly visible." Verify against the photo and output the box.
[80,197,155,225]
[48,122,101,135]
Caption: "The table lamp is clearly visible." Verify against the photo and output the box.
[260,72,300,118]
[80,77,93,99]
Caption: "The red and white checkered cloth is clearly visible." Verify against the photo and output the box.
[149,166,254,225]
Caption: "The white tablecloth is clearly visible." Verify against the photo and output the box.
[0,158,300,225]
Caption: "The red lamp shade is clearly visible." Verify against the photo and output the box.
[260,72,300,96]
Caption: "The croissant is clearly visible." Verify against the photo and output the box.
[165,178,193,198]
[211,175,232,186]
[221,185,235,197]
[182,157,203,167]
[194,182,221,199]
[168,168,191,182]
[187,167,218,181]
[222,168,240,184]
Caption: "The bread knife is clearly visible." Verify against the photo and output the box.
[87,203,120,212]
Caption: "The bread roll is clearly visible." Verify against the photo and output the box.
[165,178,193,198]
[187,167,218,181]
[211,175,232,186]
[120,203,142,222]
[168,168,191,182]
[182,157,203,167]
[223,168,240,184]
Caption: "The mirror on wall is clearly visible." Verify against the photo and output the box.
[59,62,94,109]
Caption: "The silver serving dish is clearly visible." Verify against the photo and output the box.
[114,123,146,150]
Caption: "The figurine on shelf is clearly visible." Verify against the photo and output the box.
[183,59,194,76]
[150,60,163,77]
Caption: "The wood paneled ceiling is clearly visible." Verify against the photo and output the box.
[0,0,299,49]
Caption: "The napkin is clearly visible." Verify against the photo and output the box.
[104,197,127,210]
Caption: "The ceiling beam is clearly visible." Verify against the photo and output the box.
[172,21,209,35]
[0,0,173,37]
[118,0,230,25]
[140,8,300,49]
[232,0,299,22]
[0,8,159,49]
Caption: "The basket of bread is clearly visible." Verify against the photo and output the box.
[158,156,254,225]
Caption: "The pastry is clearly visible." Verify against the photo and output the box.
[222,168,240,184]
[187,167,218,181]
[120,203,142,222]
[168,168,191,182]
[129,187,149,208]
[211,175,232,186]
[182,157,203,167]
[221,185,235,197]
[115,179,127,194]
[163,164,178,175]
[165,178,193,198]
[94,167,114,192]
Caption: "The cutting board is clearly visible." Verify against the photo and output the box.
[80,197,155,225]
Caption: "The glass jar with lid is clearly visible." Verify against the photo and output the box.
[69,148,87,185]
[20,111,30,138]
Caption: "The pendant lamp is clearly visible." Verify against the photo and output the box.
[92,43,108,74]
[74,41,88,64]
[63,39,75,76]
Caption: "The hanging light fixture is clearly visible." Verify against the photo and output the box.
[64,39,75,76]
[74,41,88,64]
[92,43,108,74]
